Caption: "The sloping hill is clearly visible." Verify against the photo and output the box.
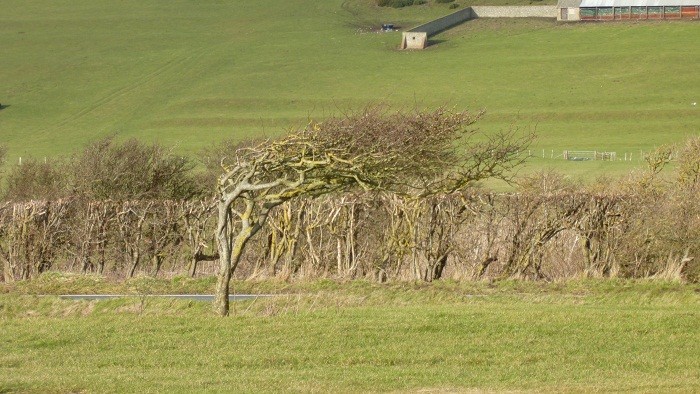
[1,0,698,177]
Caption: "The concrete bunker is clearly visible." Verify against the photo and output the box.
[400,32,428,49]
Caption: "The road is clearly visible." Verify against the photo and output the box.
[57,294,276,302]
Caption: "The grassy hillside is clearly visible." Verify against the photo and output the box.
[1,0,698,177]
[1,279,699,392]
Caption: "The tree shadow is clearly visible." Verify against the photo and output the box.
[427,39,447,47]
[0,104,8,111]
[425,18,475,48]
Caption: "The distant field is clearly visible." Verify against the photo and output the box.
[1,0,698,177]
[1,278,699,392]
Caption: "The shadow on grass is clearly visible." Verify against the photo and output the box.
[0,104,9,111]
[425,18,475,48]
[427,38,447,47]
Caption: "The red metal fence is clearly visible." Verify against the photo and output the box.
[580,5,699,20]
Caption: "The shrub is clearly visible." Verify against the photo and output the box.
[70,137,205,200]
[377,0,418,8]
[3,159,68,201]
[676,136,700,188]
[436,0,455,3]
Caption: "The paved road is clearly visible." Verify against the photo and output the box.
[57,294,276,302]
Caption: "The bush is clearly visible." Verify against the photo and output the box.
[70,137,205,200]
[676,136,700,188]
[0,139,208,202]
[377,0,418,8]
[3,159,68,201]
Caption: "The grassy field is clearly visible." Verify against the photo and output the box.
[1,278,699,392]
[1,0,698,178]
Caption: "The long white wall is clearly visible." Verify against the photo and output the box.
[471,6,557,18]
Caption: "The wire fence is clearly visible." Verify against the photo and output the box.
[524,149,679,162]
[10,149,679,166]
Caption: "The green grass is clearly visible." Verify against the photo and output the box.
[1,278,699,392]
[1,0,699,178]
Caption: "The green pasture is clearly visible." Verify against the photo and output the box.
[1,278,699,392]
[1,0,698,177]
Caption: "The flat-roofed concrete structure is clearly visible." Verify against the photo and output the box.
[401,32,428,49]
[558,0,700,20]
[558,0,583,20]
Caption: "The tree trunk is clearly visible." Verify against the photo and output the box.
[431,254,448,281]
[81,256,92,274]
[96,241,107,275]
[473,256,497,280]
[213,204,233,316]
[189,257,199,277]
[2,258,14,283]
[189,251,219,278]
[214,199,257,317]
[128,250,140,278]
[213,196,277,316]
[152,254,163,278]
[214,228,251,316]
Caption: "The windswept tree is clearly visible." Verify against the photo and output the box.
[213,107,529,315]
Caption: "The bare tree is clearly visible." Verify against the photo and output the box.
[182,200,217,277]
[212,107,530,315]
[213,113,406,315]
[146,201,183,277]
[65,200,117,275]
[0,201,68,281]
[116,201,152,278]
